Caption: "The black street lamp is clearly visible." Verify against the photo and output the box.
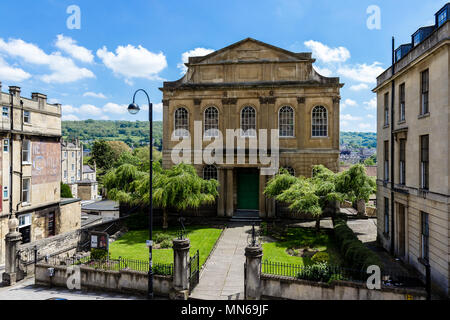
[128,89,153,300]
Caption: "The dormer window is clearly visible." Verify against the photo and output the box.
[413,33,421,46]
[438,9,447,27]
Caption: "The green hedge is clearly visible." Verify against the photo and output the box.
[333,218,381,271]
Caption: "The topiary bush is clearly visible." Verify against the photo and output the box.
[296,263,333,282]
[154,233,172,244]
[311,252,330,264]
[333,218,381,271]
[159,239,173,249]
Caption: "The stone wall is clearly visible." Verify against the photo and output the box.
[260,274,427,300]
[17,229,81,278]
[59,199,81,234]
[35,263,172,297]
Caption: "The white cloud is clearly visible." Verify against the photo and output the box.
[338,62,384,84]
[177,48,214,74]
[363,97,377,110]
[0,38,95,83]
[55,34,94,63]
[103,102,127,114]
[358,122,375,132]
[97,45,167,81]
[83,92,107,99]
[0,57,31,81]
[313,66,333,77]
[141,102,163,112]
[349,83,369,91]
[367,114,375,119]
[341,114,362,121]
[62,104,77,114]
[304,40,350,63]
[79,104,101,116]
[341,98,357,109]
[62,114,80,121]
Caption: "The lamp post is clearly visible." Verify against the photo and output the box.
[128,89,153,300]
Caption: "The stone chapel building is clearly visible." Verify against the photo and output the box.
[160,38,342,218]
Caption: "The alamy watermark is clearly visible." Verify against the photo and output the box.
[367,5,381,30]
[170,121,280,175]
[66,5,81,30]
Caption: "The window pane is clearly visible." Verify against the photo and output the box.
[203,165,217,180]
[241,106,256,137]
[174,107,189,137]
[279,106,294,137]
[312,106,327,137]
[204,107,219,137]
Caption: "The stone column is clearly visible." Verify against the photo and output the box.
[2,215,22,286]
[217,168,226,217]
[226,168,234,217]
[244,245,263,300]
[259,172,266,218]
[170,238,190,300]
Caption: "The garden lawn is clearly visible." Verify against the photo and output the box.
[109,226,222,267]
[262,227,343,266]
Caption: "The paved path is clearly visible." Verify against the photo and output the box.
[0,277,145,300]
[190,223,250,300]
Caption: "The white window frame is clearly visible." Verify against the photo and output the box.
[240,106,257,137]
[3,186,8,199]
[3,139,9,152]
[279,106,295,137]
[23,110,31,124]
[18,213,31,228]
[2,106,9,118]
[22,178,31,204]
[311,106,328,138]
[204,106,219,137]
[22,140,31,163]
[174,107,189,137]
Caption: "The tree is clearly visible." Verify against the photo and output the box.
[107,141,131,160]
[104,163,218,229]
[61,182,73,198]
[265,165,343,231]
[335,164,376,215]
[90,140,115,170]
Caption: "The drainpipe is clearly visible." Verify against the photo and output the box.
[390,37,396,255]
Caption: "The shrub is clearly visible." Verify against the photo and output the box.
[91,248,108,260]
[159,239,173,249]
[296,263,333,282]
[61,182,73,198]
[154,233,172,244]
[311,252,330,264]
[333,218,381,271]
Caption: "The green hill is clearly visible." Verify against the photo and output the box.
[62,120,377,151]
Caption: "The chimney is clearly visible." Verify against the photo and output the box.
[31,92,47,109]
[9,86,21,98]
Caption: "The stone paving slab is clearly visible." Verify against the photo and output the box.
[190,223,250,300]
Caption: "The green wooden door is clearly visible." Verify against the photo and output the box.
[237,172,259,210]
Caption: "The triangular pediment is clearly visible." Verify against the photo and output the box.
[189,38,312,65]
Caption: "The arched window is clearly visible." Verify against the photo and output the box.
[241,106,256,137]
[203,165,217,181]
[279,106,294,137]
[204,106,219,137]
[280,166,295,176]
[312,106,328,137]
[174,107,189,137]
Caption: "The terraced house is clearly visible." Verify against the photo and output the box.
[374,3,450,298]
[0,83,80,265]
[160,38,342,219]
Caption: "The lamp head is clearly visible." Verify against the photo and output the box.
[127,103,140,115]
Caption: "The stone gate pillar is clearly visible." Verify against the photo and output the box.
[2,214,22,286]
[245,245,263,300]
[170,238,190,300]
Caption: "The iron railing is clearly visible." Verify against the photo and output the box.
[261,260,424,288]
[43,255,173,276]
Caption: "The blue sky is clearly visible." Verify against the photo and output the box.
[0,0,447,131]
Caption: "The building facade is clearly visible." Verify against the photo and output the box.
[61,139,98,200]
[161,38,342,218]
[374,3,450,297]
[0,84,80,265]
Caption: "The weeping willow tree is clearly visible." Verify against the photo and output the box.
[104,162,218,229]
[335,164,376,215]
[264,165,343,231]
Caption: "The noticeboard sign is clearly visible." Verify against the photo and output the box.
[90,231,109,251]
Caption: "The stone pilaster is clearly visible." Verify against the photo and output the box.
[217,168,226,217]
[245,245,263,300]
[2,215,22,286]
[226,168,234,217]
[170,238,191,300]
